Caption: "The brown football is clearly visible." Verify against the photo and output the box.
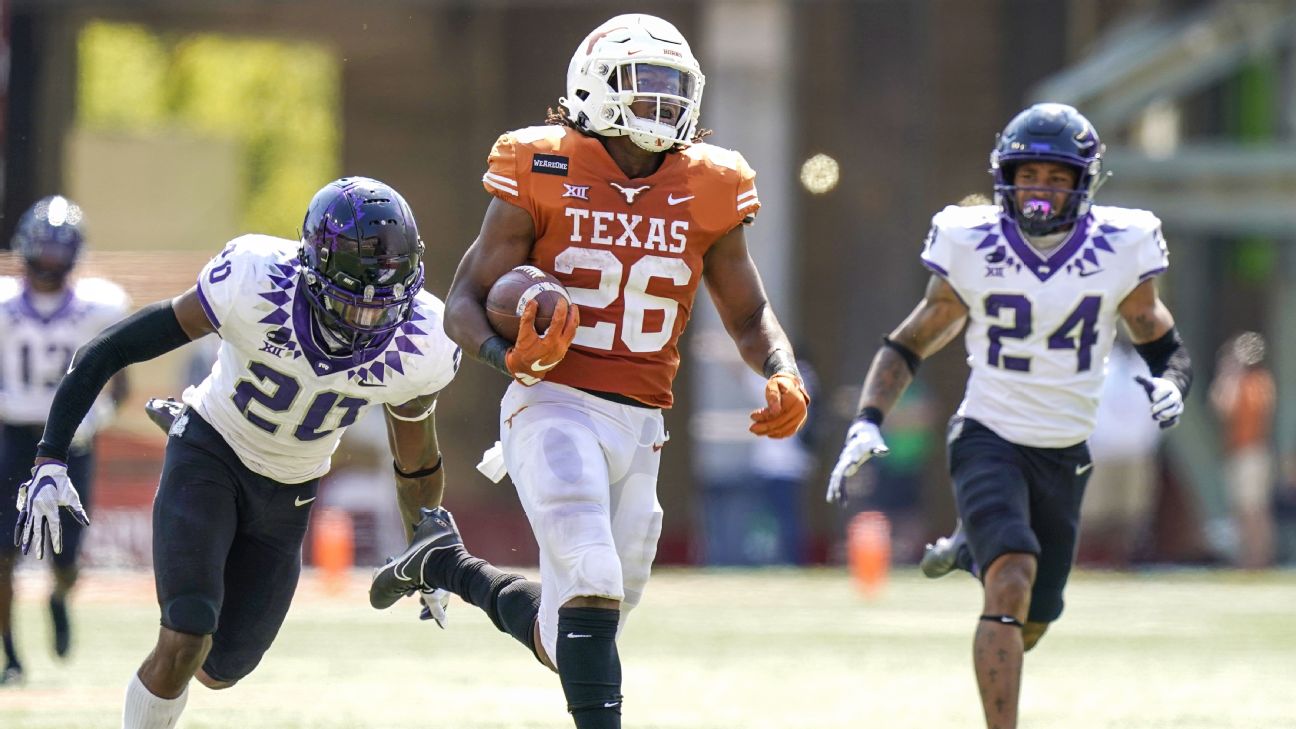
[485,265,571,342]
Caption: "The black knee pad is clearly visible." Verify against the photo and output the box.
[163,595,220,636]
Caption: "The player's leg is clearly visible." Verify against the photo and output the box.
[48,447,94,658]
[0,424,40,683]
[127,417,239,728]
[506,386,630,729]
[606,411,665,636]
[1022,439,1091,652]
[948,417,1039,729]
[196,471,317,689]
[388,508,549,663]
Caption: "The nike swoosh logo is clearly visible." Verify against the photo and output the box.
[531,358,560,372]
[667,194,694,205]
[1075,463,1093,476]
[295,495,316,507]
[1078,268,1104,277]
[604,702,621,708]
[357,380,385,387]
[566,632,592,639]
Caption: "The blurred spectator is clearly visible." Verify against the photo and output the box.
[1210,331,1276,568]
[703,356,819,566]
[1079,338,1162,567]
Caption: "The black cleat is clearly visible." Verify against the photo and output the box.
[145,397,185,434]
[920,521,974,578]
[369,507,463,610]
[49,595,70,658]
[0,664,23,687]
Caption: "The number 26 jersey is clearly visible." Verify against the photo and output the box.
[185,235,460,483]
[920,204,1170,448]
[483,125,760,408]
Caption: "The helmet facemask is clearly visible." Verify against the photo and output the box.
[563,14,705,153]
[298,177,425,353]
[989,103,1108,237]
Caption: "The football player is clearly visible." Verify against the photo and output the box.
[828,103,1192,729]
[0,196,129,685]
[370,14,809,729]
[13,178,460,727]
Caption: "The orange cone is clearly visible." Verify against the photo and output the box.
[311,507,355,594]
[848,511,891,597]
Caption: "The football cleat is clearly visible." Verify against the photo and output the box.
[369,507,463,610]
[49,594,71,658]
[144,398,185,434]
[920,521,975,579]
[0,664,23,687]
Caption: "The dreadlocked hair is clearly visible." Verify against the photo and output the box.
[544,105,712,150]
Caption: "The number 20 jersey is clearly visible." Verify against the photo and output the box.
[920,204,1170,448]
[184,235,461,483]
[483,125,760,408]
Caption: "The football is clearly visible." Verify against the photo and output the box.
[485,265,571,342]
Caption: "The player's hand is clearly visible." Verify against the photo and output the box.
[1134,375,1183,429]
[504,298,580,386]
[418,588,451,629]
[749,373,810,438]
[14,461,89,560]
[826,420,889,503]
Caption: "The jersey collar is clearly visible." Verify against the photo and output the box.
[999,213,1092,282]
[291,286,395,376]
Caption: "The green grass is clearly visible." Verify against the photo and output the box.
[3,567,1295,728]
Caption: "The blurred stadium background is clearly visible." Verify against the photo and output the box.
[2,0,1296,724]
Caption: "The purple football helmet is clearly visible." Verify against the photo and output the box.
[13,195,85,288]
[990,103,1106,236]
[299,177,424,348]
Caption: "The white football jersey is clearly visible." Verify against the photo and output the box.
[183,235,461,483]
[920,204,1169,448]
[0,276,130,434]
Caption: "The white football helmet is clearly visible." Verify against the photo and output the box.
[562,14,705,153]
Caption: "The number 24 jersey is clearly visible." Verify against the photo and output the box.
[185,235,460,483]
[921,204,1169,448]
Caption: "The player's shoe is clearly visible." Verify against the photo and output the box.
[0,664,23,687]
[369,507,463,610]
[49,594,71,658]
[144,397,185,434]
[920,521,975,578]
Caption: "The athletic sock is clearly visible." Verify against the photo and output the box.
[123,673,188,729]
[2,631,19,669]
[556,606,622,729]
[428,549,541,653]
[49,594,71,657]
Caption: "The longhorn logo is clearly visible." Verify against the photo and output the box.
[609,182,651,204]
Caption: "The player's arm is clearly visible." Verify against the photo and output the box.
[35,287,213,465]
[383,393,444,541]
[856,274,968,419]
[444,197,577,383]
[827,275,967,502]
[18,288,214,557]
[702,224,808,439]
[1118,278,1192,426]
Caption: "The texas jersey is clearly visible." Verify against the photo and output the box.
[482,125,759,408]
[0,276,129,433]
[185,235,460,483]
[921,204,1169,448]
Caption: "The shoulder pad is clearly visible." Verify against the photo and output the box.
[0,276,19,303]
[930,204,1001,247]
[74,277,130,310]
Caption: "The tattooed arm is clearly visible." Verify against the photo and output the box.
[854,275,969,419]
[1117,278,1175,343]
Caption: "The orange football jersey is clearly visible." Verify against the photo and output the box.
[482,125,760,408]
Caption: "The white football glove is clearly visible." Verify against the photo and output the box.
[418,588,451,629]
[14,461,89,560]
[826,420,890,503]
[1135,375,1184,429]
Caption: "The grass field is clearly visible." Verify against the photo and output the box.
[2,567,1294,728]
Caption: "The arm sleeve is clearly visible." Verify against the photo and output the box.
[37,302,192,460]
[734,152,761,226]
[482,133,523,204]
[1136,219,1170,281]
